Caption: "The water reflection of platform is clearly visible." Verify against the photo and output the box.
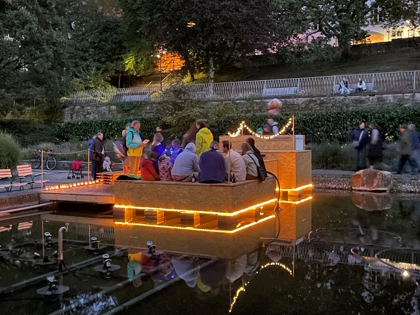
[40,184,114,204]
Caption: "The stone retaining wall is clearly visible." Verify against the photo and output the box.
[62,93,420,122]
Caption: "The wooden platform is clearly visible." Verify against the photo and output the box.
[40,184,114,204]
[97,171,124,185]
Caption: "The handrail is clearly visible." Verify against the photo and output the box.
[66,69,420,104]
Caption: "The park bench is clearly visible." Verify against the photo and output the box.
[332,82,374,94]
[0,169,28,192]
[16,164,49,189]
[262,86,298,97]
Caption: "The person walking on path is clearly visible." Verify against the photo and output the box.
[92,132,104,180]
[367,122,383,168]
[397,125,418,175]
[126,120,149,176]
[408,124,420,169]
[195,119,213,160]
[352,122,369,171]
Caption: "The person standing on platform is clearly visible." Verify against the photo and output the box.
[195,119,213,160]
[126,120,149,176]
[91,132,104,180]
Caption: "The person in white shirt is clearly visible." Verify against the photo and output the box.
[240,142,260,180]
[222,141,246,182]
[357,77,366,92]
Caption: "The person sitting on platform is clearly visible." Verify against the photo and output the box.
[246,138,266,171]
[140,151,160,181]
[241,142,260,180]
[158,154,173,181]
[222,141,246,182]
[171,143,200,182]
[262,124,270,135]
[198,141,226,183]
[171,139,183,165]
[151,133,166,157]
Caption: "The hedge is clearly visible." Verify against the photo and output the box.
[56,117,161,142]
[5,106,420,147]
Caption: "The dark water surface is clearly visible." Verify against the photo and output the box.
[0,192,419,315]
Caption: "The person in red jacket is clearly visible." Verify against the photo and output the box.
[140,152,160,181]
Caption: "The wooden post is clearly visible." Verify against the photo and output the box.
[292,115,295,151]
[41,150,44,191]
[87,149,90,183]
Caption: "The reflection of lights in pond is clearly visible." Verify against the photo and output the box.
[228,262,292,313]
[114,199,277,217]
[115,215,275,234]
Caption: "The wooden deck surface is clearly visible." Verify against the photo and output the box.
[40,184,114,204]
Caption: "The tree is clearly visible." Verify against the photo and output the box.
[140,0,285,81]
[377,0,420,32]
[304,0,373,57]
[0,0,73,115]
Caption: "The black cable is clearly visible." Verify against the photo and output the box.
[266,171,282,238]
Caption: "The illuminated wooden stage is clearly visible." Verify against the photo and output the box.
[40,184,115,204]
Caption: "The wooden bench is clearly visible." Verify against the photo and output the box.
[332,83,373,94]
[17,164,49,189]
[0,169,28,192]
[262,87,298,96]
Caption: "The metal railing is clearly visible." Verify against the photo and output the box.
[66,70,420,104]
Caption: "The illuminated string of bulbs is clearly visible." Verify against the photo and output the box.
[228,262,293,313]
[228,118,293,139]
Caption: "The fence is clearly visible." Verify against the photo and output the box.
[66,70,420,105]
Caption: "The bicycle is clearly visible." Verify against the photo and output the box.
[29,150,57,170]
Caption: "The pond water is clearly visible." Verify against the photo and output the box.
[0,192,419,315]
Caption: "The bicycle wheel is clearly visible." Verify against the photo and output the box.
[46,156,57,170]
[29,155,41,169]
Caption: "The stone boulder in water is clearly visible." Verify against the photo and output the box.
[352,169,393,192]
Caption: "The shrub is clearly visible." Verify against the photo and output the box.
[0,132,21,169]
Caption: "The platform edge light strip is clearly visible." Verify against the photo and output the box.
[277,184,313,192]
[114,199,277,217]
[114,215,275,234]
[280,196,312,204]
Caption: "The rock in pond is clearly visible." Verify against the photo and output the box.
[351,191,392,211]
[352,169,393,192]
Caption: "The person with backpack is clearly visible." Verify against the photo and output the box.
[113,129,129,174]
[126,120,149,176]
[351,122,369,171]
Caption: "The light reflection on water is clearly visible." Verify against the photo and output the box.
[0,193,419,315]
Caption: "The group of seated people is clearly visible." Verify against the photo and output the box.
[141,135,266,184]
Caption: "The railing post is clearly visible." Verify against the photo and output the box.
[413,71,416,93]
[263,80,267,94]
[41,150,44,191]
[297,78,300,97]
[332,76,336,95]
[231,82,236,99]
[371,73,375,91]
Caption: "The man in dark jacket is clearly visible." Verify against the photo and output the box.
[92,132,104,180]
[351,122,369,171]
[408,124,420,170]
[198,141,226,183]
[397,125,417,174]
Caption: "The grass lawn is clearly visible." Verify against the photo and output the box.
[135,47,420,85]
